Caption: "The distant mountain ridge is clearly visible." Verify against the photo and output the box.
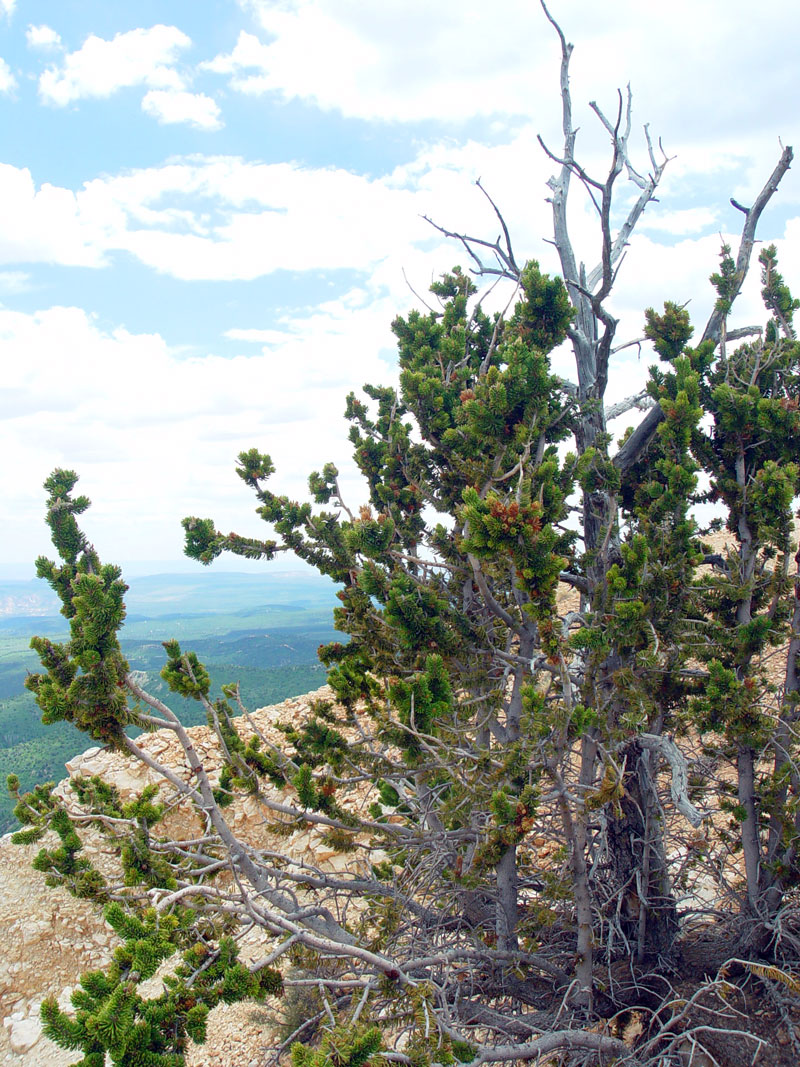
[0,569,337,620]
[0,589,58,617]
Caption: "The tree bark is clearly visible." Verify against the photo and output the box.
[605,742,678,960]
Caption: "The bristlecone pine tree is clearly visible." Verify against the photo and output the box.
[11,6,800,1066]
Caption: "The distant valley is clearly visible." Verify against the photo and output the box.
[0,569,340,832]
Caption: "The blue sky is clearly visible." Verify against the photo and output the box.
[1,0,798,576]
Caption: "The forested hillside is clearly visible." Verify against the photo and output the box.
[0,571,337,831]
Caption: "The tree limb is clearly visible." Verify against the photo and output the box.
[605,390,654,421]
[702,145,794,345]
[638,733,705,827]
[464,1029,639,1066]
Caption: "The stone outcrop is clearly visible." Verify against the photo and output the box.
[0,688,342,1066]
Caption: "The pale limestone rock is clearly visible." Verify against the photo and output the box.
[4,1015,42,1054]
[17,919,49,944]
[65,747,161,799]
[64,747,103,775]
[315,851,357,875]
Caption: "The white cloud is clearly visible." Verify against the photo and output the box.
[0,163,125,267]
[201,31,269,79]
[0,119,792,306]
[26,25,62,50]
[0,121,564,285]
[39,25,191,106]
[0,164,106,267]
[225,327,294,344]
[0,0,15,18]
[1,150,795,564]
[205,13,542,122]
[141,89,222,130]
[214,0,800,144]
[0,294,395,562]
[0,57,15,93]
[638,206,719,237]
[774,216,800,313]
[0,154,427,279]
[0,270,31,293]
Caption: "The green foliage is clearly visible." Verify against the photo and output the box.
[161,640,211,700]
[508,260,573,350]
[291,1024,383,1067]
[38,915,273,1067]
[388,654,453,757]
[644,300,693,361]
[22,472,131,747]
[709,243,739,316]
[759,244,800,338]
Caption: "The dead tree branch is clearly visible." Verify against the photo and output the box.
[605,390,655,421]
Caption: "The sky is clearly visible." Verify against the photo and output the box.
[0,0,798,578]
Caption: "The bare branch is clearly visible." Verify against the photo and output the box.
[421,185,522,282]
[476,177,520,276]
[605,390,655,421]
[639,733,706,827]
[727,324,763,342]
[610,335,644,356]
[463,1028,639,1066]
[559,570,589,594]
[702,145,794,345]
[402,266,439,316]
[537,0,580,294]
[612,403,663,473]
